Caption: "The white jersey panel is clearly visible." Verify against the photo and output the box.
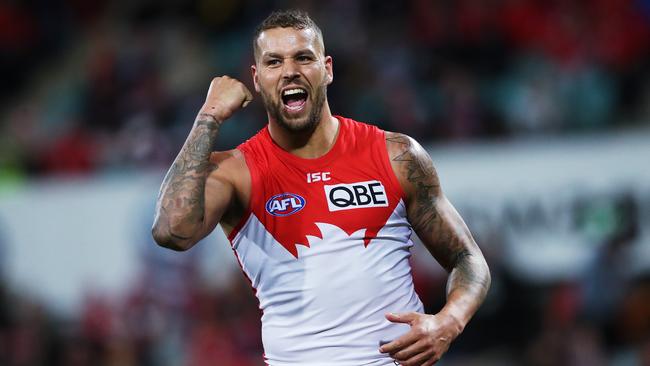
[231,200,424,366]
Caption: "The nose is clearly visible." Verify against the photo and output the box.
[281,59,300,80]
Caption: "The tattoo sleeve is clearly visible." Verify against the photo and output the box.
[152,114,221,250]
[386,132,490,326]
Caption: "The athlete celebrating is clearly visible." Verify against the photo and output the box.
[152,10,490,366]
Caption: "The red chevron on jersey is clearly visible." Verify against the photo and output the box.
[231,116,405,258]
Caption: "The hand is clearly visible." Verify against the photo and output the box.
[379,312,463,366]
[200,76,253,122]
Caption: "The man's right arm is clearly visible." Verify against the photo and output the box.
[151,76,252,251]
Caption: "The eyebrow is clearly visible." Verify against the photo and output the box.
[262,49,317,59]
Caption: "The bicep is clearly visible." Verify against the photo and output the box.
[187,149,246,244]
[194,170,235,240]
[194,149,250,242]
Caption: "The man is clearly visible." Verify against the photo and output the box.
[152,10,490,366]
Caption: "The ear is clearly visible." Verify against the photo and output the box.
[324,55,333,85]
[251,64,260,93]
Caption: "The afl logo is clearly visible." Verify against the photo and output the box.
[265,193,306,217]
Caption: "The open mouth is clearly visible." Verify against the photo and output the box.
[281,87,308,111]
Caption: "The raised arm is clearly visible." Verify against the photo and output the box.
[380,132,491,366]
[151,76,252,251]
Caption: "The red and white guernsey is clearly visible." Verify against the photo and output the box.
[228,116,424,366]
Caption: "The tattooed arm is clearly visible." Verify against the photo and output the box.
[380,132,491,366]
[152,76,252,251]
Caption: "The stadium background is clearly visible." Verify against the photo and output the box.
[1,0,649,364]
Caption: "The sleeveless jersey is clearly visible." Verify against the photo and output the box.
[228,116,424,366]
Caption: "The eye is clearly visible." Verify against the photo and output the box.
[266,59,281,67]
[296,55,314,63]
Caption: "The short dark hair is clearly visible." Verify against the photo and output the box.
[253,10,324,61]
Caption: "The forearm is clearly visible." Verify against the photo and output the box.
[152,112,221,250]
[439,249,491,330]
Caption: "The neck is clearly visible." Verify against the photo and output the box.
[267,103,339,159]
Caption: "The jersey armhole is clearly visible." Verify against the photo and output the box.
[378,130,408,204]
[227,147,255,242]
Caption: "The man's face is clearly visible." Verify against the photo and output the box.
[252,27,333,132]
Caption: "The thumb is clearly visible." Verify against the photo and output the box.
[242,87,253,108]
[385,312,418,324]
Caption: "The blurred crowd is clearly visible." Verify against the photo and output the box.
[1,0,650,178]
[0,251,264,365]
[1,0,650,365]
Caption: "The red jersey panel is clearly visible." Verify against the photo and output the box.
[228,116,423,366]
[232,116,404,256]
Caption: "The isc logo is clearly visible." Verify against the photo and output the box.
[324,180,388,212]
[307,172,331,183]
[265,193,306,217]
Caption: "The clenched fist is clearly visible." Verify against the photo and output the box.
[199,76,253,123]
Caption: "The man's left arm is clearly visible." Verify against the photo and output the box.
[380,132,491,366]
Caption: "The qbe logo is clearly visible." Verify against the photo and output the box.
[324,180,388,212]
[265,193,306,217]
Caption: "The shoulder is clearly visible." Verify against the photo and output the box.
[384,131,413,159]
[209,148,247,171]
[384,131,441,200]
[208,149,250,190]
[384,131,432,169]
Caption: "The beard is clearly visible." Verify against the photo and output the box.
[261,82,327,133]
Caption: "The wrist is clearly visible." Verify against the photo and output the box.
[198,101,231,124]
[437,307,466,336]
[195,108,225,127]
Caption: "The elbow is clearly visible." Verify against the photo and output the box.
[151,223,195,252]
[460,249,492,293]
[480,255,492,292]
